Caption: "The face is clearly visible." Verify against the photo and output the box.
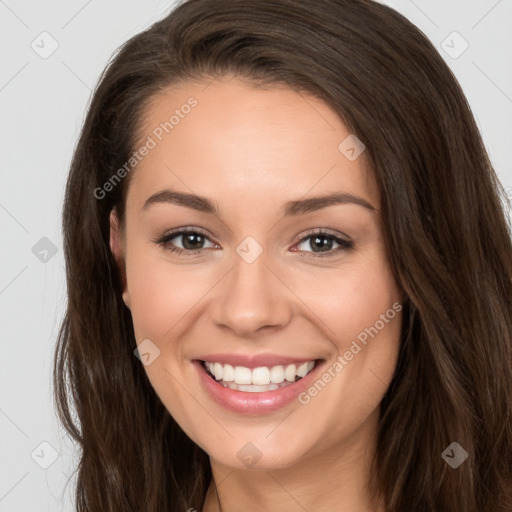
[110,76,403,471]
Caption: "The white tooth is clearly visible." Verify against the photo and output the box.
[222,363,235,382]
[225,382,280,392]
[284,364,297,382]
[213,362,223,380]
[234,366,252,385]
[207,360,316,386]
[270,365,285,384]
[296,361,309,378]
[252,366,271,385]
[236,385,261,393]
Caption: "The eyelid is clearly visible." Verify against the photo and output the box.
[293,227,350,243]
[157,225,214,240]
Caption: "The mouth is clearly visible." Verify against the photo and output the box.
[193,357,326,415]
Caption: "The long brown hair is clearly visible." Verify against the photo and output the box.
[53,0,512,510]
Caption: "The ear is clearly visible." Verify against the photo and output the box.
[109,208,131,309]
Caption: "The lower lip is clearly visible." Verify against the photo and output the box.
[193,359,325,415]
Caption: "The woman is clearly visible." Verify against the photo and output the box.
[53,0,512,510]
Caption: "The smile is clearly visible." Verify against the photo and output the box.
[193,357,326,415]
[203,360,316,392]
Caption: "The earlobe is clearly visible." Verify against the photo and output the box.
[109,208,131,309]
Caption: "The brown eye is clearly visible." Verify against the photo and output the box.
[154,228,216,255]
[293,230,353,257]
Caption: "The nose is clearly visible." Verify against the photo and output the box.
[211,251,292,338]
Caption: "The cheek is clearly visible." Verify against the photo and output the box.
[294,249,401,350]
[123,243,208,340]
[289,255,402,438]
[290,247,403,411]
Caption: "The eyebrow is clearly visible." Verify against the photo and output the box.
[141,189,377,216]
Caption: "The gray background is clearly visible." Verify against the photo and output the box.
[0,1,511,510]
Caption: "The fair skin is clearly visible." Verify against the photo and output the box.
[110,75,403,512]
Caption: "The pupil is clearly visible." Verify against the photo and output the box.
[183,233,203,250]
[312,235,332,252]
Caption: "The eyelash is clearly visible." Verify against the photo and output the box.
[152,227,354,259]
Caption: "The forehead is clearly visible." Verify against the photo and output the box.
[127,76,379,215]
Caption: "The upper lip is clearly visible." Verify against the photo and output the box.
[194,353,321,369]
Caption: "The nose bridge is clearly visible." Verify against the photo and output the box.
[212,240,291,336]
